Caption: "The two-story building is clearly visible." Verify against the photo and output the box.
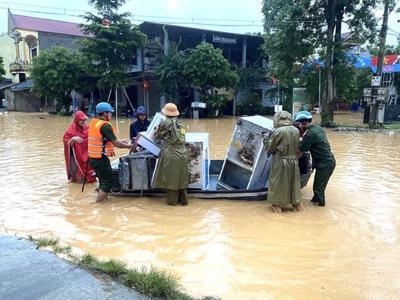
[1,12,267,114]
[126,22,266,115]
[0,10,87,111]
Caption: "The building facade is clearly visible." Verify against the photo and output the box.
[1,13,267,114]
[0,10,88,111]
[123,22,266,116]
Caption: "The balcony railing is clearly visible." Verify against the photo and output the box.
[9,62,32,74]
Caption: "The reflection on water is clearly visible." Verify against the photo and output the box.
[1,112,400,299]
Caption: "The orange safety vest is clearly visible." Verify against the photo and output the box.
[88,118,115,158]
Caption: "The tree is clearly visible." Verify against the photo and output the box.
[156,41,188,102]
[0,56,5,80]
[236,67,266,115]
[80,0,147,90]
[30,47,94,112]
[237,67,265,91]
[263,0,379,126]
[183,42,239,116]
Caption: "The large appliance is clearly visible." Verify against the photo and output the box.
[185,132,209,190]
[116,150,157,192]
[135,112,166,156]
[217,115,274,190]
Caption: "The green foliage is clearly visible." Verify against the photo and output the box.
[184,43,238,93]
[33,237,59,249]
[156,42,187,100]
[27,235,219,300]
[236,67,266,116]
[204,94,230,117]
[80,253,190,299]
[122,267,181,299]
[262,0,379,126]
[80,253,98,267]
[0,56,5,79]
[53,245,72,254]
[30,47,94,111]
[181,42,238,116]
[236,91,263,116]
[367,39,400,56]
[263,1,317,88]
[80,0,147,89]
[237,67,265,91]
[337,67,371,103]
[158,42,239,116]
[88,0,127,12]
[99,259,127,278]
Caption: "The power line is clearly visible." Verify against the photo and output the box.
[388,27,399,34]
[0,1,85,13]
[0,1,328,26]
[0,6,81,18]
[0,1,264,23]
[0,6,265,28]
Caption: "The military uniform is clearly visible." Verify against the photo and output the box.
[153,118,189,205]
[299,124,335,206]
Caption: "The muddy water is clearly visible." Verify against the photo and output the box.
[1,112,399,299]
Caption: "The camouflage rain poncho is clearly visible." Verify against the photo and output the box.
[267,111,301,206]
[153,118,189,190]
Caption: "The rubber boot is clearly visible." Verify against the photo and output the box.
[178,189,188,206]
[166,190,178,206]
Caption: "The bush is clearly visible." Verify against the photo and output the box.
[236,91,263,116]
[204,94,230,117]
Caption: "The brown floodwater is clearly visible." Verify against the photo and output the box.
[1,112,399,299]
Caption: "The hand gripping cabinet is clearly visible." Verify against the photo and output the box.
[217,115,274,190]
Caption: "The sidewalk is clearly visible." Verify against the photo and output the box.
[0,235,145,300]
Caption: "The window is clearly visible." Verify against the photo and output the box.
[31,47,37,59]
[130,48,137,65]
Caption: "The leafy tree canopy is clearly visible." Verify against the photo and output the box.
[156,42,187,99]
[81,0,147,88]
[263,0,380,126]
[80,0,147,89]
[30,47,94,109]
[184,42,238,93]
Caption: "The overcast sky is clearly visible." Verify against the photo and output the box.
[0,0,399,45]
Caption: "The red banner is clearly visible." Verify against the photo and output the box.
[371,54,400,66]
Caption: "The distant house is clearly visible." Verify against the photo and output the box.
[1,10,87,82]
[0,13,267,114]
[123,22,266,115]
[0,10,88,111]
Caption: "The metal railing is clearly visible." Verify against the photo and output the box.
[9,62,32,73]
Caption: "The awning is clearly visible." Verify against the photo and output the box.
[0,82,17,91]
[10,79,33,92]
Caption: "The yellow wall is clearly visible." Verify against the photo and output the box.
[0,33,16,78]
[16,29,39,64]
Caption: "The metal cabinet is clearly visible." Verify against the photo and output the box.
[217,115,274,190]
[185,132,209,190]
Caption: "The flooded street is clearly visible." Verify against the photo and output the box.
[1,112,399,299]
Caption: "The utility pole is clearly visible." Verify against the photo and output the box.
[318,66,321,113]
[369,0,392,128]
